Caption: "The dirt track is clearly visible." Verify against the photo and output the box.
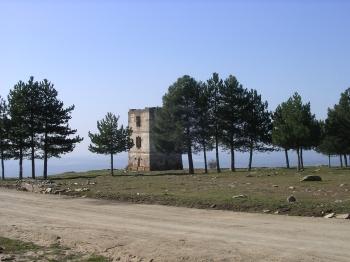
[0,189,349,261]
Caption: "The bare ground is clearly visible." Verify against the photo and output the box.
[0,189,349,262]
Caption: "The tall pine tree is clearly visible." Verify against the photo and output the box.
[39,79,83,179]
[219,75,246,172]
[8,81,29,179]
[242,89,272,171]
[207,73,223,173]
[0,96,11,180]
[89,113,133,175]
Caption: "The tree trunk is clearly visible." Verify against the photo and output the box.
[300,147,304,170]
[1,154,4,180]
[187,144,194,174]
[248,145,253,171]
[19,148,23,180]
[43,152,48,180]
[344,154,348,167]
[340,155,343,168]
[328,154,331,168]
[285,149,290,169]
[110,153,114,176]
[215,132,221,173]
[296,148,301,171]
[230,143,235,172]
[31,134,35,179]
[203,143,208,174]
[43,132,48,179]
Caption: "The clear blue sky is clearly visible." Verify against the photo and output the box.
[0,0,349,175]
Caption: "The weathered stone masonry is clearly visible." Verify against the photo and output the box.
[128,107,183,171]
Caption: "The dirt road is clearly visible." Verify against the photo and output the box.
[0,189,349,261]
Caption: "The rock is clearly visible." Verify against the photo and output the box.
[210,204,217,208]
[263,209,271,213]
[232,194,247,199]
[272,185,279,188]
[45,187,52,194]
[301,175,322,182]
[274,211,280,214]
[287,195,297,203]
[1,255,15,261]
[288,186,295,190]
[335,199,343,203]
[339,183,346,187]
[20,182,33,192]
[335,213,350,219]
[324,213,336,218]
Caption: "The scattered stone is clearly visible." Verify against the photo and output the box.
[288,186,295,190]
[287,195,297,203]
[45,188,52,194]
[232,194,247,199]
[324,213,336,218]
[335,199,343,203]
[210,204,217,208]
[272,185,279,188]
[339,183,346,187]
[263,209,271,213]
[1,255,15,261]
[301,175,322,182]
[73,182,78,185]
[274,211,280,214]
[20,182,33,192]
[335,213,350,219]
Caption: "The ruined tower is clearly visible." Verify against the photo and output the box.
[128,107,183,171]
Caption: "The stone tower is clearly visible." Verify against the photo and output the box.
[128,107,183,171]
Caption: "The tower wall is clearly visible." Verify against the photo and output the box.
[128,107,183,171]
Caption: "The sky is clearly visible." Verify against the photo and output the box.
[0,0,350,177]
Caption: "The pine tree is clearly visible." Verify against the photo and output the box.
[8,81,29,179]
[319,88,350,167]
[0,96,11,180]
[89,113,133,175]
[154,75,200,174]
[39,79,83,179]
[219,75,246,171]
[207,73,223,173]
[272,93,320,171]
[272,104,292,168]
[22,76,42,179]
[241,89,272,171]
[194,82,214,173]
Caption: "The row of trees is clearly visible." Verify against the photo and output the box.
[154,73,272,174]
[0,77,83,180]
[154,73,350,174]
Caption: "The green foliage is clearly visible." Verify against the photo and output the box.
[219,75,246,171]
[318,88,350,160]
[206,72,224,173]
[89,113,133,175]
[39,79,83,179]
[5,77,82,179]
[154,75,201,174]
[272,92,321,170]
[241,89,272,170]
[0,96,11,180]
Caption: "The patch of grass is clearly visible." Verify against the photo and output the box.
[1,166,350,217]
[0,236,109,262]
[0,236,39,254]
[85,254,110,262]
